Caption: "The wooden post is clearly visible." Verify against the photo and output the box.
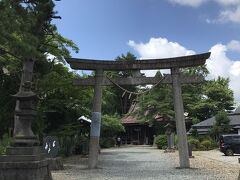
[171,67,190,168]
[88,69,103,169]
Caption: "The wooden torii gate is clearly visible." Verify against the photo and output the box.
[66,52,211,169]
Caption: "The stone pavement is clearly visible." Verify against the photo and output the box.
[52,146,239,180]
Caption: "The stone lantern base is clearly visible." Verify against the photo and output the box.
[0,146,52,180]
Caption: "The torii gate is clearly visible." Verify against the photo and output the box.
[66,52,211,169]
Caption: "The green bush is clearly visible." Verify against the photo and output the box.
[200,140,212,150]
[198,135,211,142]
[174,135,178,146]
[74,136,89,155]
[100,137,116,148]
[58,136,75,157]
[154,135,167,149]
[188,138,200,150]
[199,144,205,151]
[0,133,11,155]
[187,135,218,151]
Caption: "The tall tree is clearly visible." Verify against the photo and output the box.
[135,71,174,122]
[32,62,93,138]
[103,52,138,115]
[0,0,78,136]
[210,111,231,139]
[0,0,78,62]
[181,65,209,123]
[190,77,234,120]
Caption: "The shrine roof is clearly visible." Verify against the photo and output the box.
[121,115,139,124]
[192,113,240,128]
[121,114,165,125]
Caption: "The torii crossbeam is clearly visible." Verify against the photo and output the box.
[66,52,211,169]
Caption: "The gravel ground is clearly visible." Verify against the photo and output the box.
[52,146,240,180]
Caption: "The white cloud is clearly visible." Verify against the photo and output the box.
[128,37,195,77]
[167,0,240,24]
[128,38,195,59]
[218,6,240,23]
[206,44,232,78]
[215,0,240,6]
[214,1,240,23]
[207,43,240,102]
[227,40,240,52]
[168,0,207,7]
[129,37,240,102]
[169,0,240,7]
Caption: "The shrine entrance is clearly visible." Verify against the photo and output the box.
[66,52,211,169]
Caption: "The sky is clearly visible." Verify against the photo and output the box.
[53,0,240,103]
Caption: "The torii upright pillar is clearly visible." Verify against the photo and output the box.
[88,69,103,169]
[171,67,190,168]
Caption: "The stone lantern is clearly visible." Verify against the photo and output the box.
[164,122,175,151]
[0,81,52,180]
[11,81,39,146]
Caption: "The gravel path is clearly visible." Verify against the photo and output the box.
[52,146,240,180]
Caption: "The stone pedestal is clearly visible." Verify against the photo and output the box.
[0,147,52,180]
[47,157,64,171]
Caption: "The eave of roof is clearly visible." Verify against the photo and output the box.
[192,113,240,128]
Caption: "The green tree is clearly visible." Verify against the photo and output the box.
[101,114,125,138]
[210,111,231,139]
[181,65,208,120]
[0,0,78,62]
[135,71,174,123]
[104,52,138,115]
[191,77,234,120]
[0,0,79,137]
[34,63,93,136]
[100,114,125,148]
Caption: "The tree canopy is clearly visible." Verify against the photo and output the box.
[133,66,234,125]
[210,111,231,139]
[0,0,78,62]
[0,0,79,137]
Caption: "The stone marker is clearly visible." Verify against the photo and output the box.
[43,136,63,171]
[43,136,60,158]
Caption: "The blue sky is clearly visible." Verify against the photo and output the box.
[53,0,240,102]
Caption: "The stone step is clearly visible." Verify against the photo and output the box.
[0,154,45,162]
[6,146,44,155]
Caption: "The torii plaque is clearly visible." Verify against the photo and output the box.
[66,52,211,169]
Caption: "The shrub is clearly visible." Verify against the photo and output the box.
[199,135,211,142]
[174,135,178,146]
[0,133,11,155]
[187,136,218,151]
[100,137,116,148]
[154,135,167,149]
[199,144,205,151]
[58,136,75,157]
[188,138,200,150]
[74,136,89,155]
[200,140,212,150]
